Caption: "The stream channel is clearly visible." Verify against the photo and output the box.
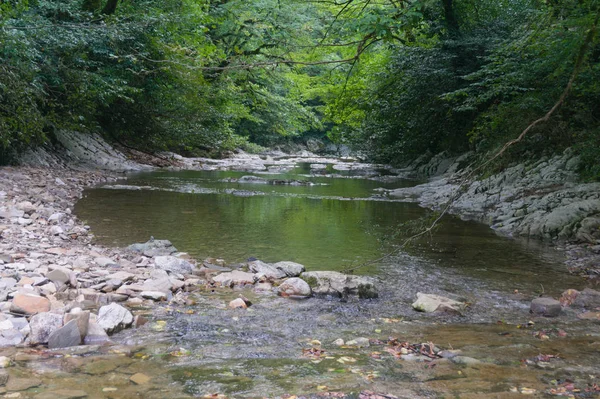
[23,158,600,398]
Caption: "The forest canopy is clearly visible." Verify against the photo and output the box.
[1,0,599,178]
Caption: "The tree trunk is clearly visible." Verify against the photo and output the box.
[442,0,459,38]
[101,0,119,15]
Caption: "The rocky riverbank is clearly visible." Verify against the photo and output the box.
[383,149,600,280]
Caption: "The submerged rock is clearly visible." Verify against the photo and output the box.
[300,271,378,299]
[412,293,466,314]
[530,297,562,317]
[128,239,178,257]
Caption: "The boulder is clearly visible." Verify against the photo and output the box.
[300,271,378,299]
[212,270,256,287]
[530,297,562,317]
[48,320,82,349]
[29,312,63,345]
[247,260,286,279]
[128,239,177,257]
[11,293,51,315]
[573,288,600,309]
[272,261,306,277]
[97,303,133,334]
[154,256,194,275]
[412,293,466,314]
[277,278,312,298]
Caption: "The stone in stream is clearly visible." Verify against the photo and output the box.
[6,377,42,392]
[140,291,167,301]
[47,320,81,349]
[29,312,63,345]
[64,310,90,340]
[299,271,378,299]
[247,260,287,279]
[128,239,178,257]
[530,297,562,317]
[212,270,256,287]
[154,256,194,275]
[272,261,306,277]
[34,389,88,399]
[228,297,251,309]
[130,373,151,385]
[412,293,466,314]
[84,321,111,345]
[11,293,51,315]
[97,303,133,334]
[277,278,312,298]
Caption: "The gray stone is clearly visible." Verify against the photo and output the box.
[48,320,82,349]
[29,312,63,345]
[0,328,24,346]
[140,291,167,301]
[97,303,133,334]
[451,356,482,365]
[95,257,117,267]
[277,278,312,298]
[272,261,306,277]
[412,293,466,314]
[300,271,378,298]
[248,260,286,279]
[64,310,90,340]
[47,268,70,284]
[154,256,193,275]
[83,321,110,345]
[128,239,177,257]
[212,270,256,287]
[531,297,562,317]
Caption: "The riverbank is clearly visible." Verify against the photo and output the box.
[384,149,600,281]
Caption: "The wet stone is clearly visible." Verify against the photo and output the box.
[129,373,151,385]
[6,377,42,392]
[34,389,88,399]
[530,297,562,317]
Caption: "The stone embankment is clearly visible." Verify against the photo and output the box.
[383,149,600,277]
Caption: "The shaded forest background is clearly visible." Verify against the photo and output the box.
[1,0,599,179]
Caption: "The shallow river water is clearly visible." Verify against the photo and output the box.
[15,159,598,398]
